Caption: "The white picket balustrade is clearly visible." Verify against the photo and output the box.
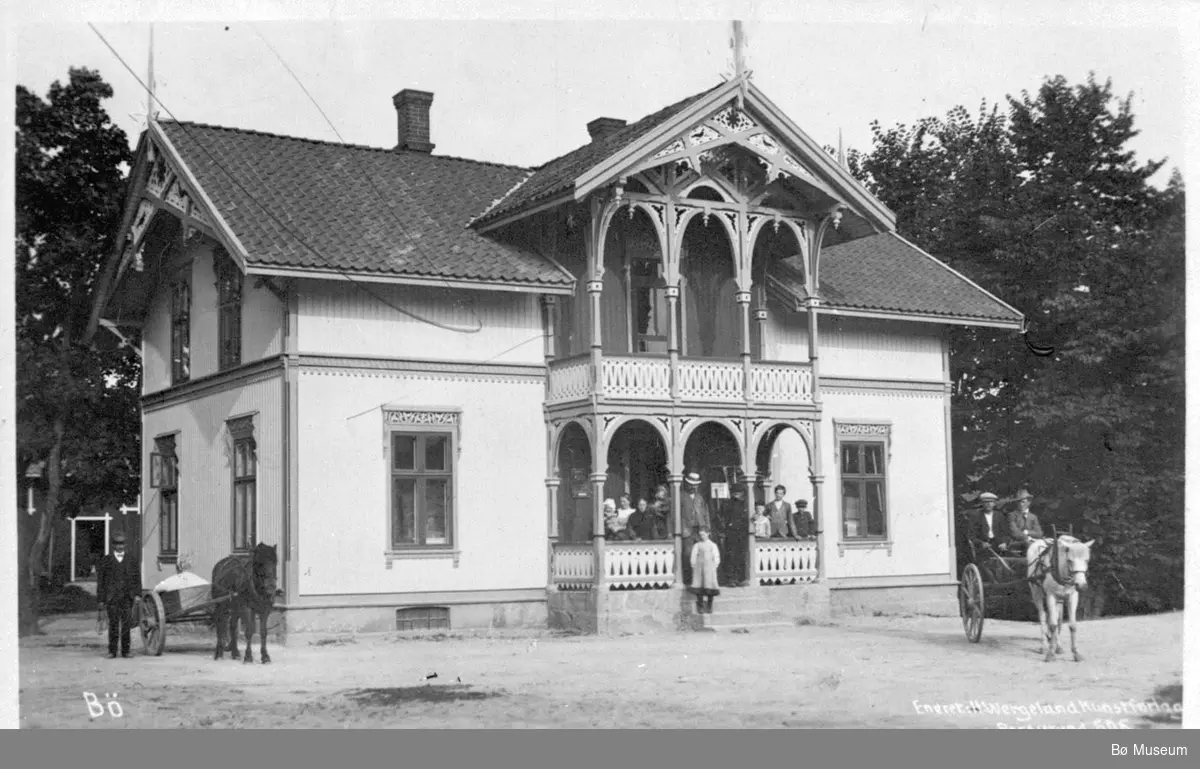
[551,543,596,590]
[676,359,744,401]
[755,539,819,585]
[601,356,671,399]
[546,358,593,403]
[605,541,676,589]
[749,363,814,404]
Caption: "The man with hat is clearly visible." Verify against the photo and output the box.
[96,531,142,658]
[793,499,815,539]
[968,492,1010,556]
[717,471,751,586]
[678,471,712,585]
[1007,489,1044,554]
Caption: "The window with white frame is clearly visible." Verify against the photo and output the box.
[386,410,459,550]
[228,416,256,552]
[836,422,890,540]
[170,279,191,384]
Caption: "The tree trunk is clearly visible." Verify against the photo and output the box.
[26,414,65,635]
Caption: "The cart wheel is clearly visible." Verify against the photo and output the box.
[959,563,985,643]
[140,591,167,656]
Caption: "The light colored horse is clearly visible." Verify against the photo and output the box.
[1026,535,1094,662]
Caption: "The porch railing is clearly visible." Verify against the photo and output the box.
[755,539,819,585]
[551,543,595,590]
[605,541,675,589]
[547,355,813,405]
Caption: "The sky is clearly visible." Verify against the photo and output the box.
[8,2,1191,189]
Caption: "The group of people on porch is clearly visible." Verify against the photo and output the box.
[599,470,816,588]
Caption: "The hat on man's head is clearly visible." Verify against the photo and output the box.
[1015,489,1033,501]
[795,500,809,509]
[684,471,702,485]
[978,492,998,502]
[111,531,127,545]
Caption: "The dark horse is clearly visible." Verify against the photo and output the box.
[211,543,282,664]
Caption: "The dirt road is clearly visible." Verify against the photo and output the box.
[19,611,1183,729]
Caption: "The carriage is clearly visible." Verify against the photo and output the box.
[137,579,233,656]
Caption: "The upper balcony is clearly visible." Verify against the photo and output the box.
[546,353,813,407]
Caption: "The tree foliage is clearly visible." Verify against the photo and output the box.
[850,74,1184,613]
[16,68,138,631]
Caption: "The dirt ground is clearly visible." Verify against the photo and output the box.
[19,610,1183,729]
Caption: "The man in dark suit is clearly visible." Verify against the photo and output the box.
[96,531,141,658]
[793,499,815,539]
[767,484,799,538]
[968,492,1009,555]
[1006,489,1045,555]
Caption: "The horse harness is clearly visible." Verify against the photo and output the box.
[1027,537,1083,589]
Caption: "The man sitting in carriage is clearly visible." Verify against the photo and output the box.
[967,492,1010,556]
[1005,489,1044,556]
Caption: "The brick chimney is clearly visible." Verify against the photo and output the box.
[587,117,626,142]
[393,89,435,153]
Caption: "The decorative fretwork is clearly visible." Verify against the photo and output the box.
[602,356,671,400]
[552,543,595,590]
[384,410,459,426]
[190,204,212,228]
[146,156,170,198]
[756,540,818,585]
[836,422,891,437]
[711,106,758,134]
[652,139,686,160]
[676,360,744,402]
[749,364,814,404]
[688,124,721,147]
[547,359,592,404]
[647,203,666,231]
[130,201,156,244]
[747,133,780,156]
[165,179,190,212]
[783,154,814,178]
[606,542,675,589]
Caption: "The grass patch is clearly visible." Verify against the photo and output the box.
[343,684,503,706]
[1144,683,1182,725]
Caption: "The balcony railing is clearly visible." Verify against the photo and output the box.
[546,354,814,406]
[754,539,819,585]
[605,541,675,589]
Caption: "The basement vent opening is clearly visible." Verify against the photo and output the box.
[396,606,451,631]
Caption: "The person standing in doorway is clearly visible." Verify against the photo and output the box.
[679,471,712,584]
[96,531,141,659]
[767,485,799,539]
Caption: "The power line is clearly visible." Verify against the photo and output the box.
[88,23,484,335]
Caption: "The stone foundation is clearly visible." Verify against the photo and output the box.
[274,598,548,641]
[829,581,959,617]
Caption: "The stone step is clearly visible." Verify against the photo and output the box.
[701,622,796,633]
[701,609,786,627]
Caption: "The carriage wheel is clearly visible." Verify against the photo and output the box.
[139,591,167,656]
[959,563,985,643]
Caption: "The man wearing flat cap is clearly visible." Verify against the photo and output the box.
[968,492,1009,555]
[679,471,712,585]
[1006,489,1044,555]
[96,531,142,658]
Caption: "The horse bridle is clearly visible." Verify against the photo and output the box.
[1029,538,1085,589]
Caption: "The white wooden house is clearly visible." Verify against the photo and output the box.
[92,76,1024,636]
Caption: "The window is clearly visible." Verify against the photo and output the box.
[228,416,256,552]
[215,249,242,370]
[630,258,670,354]
[396,606,450,631]
[836,423,890,541]
[386,409,459,551]
[153,435,179,557]
[170,279,191,384]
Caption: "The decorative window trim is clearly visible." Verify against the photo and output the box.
[228,414,257,553]
[382,407,462,565]
[833,420,892,552]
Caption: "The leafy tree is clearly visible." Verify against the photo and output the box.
[16,68,137,633]
[850,74,1184,613]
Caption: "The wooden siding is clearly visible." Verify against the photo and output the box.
[817,387,952,581]
[296,280,543,364]
[142,241,283,394]
[140,372,284,587]
[296,368,547,596]
[818,316,944,380]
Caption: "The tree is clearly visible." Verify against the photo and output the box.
[16,68,138,633]
[851,74,1185,614]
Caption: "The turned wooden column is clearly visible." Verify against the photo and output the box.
[588,280,604,397]
[666,285,681,400]
[737,290,752,402]
[591,472,608,590]
[669,474,683,585]
[546,478,560,589]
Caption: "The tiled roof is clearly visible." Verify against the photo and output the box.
[471,83,726,226]
[777,232,1023,324]
[156,121,573,287]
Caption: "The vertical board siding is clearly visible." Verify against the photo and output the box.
[297,369,547,596]
[766,307,811,363]
[296,280,543,364]
[140,374,284,587]
[819,316,944,380]
[818,388,950,581]
[141,241,283,394]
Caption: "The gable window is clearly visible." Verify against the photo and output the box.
[170,279,191,384]
[386,409,459,553]
[228,416,256,552]
[215,248,242,370]
[151,434,179,559]
[836,422,890,541]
